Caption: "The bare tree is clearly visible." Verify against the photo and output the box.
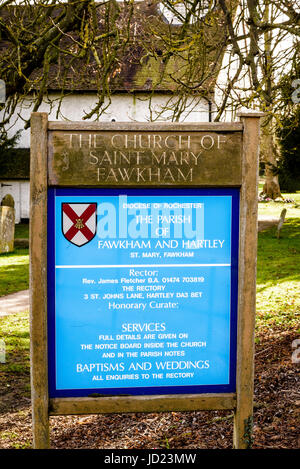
[0,0,136,134]
[1,1,299,198]
[149,0,300,197]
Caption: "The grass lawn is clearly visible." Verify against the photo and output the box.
[0,312,31,449]
[0,249,29,297]
[0,312,30,380]
[0,223,29,297]
[256,218,300,335]
[256,188,300,336]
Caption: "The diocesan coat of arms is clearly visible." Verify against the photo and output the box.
[62,203,97,247]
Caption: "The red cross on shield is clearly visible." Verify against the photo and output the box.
[62,203,97,246]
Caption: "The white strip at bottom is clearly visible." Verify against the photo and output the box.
[55,264,231,269]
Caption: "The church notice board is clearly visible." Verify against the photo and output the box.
[30,114,262,449]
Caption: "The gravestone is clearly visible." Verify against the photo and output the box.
[0,194,15,253]
[277,208,287,239]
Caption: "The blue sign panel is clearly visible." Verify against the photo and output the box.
[48,188,239,397]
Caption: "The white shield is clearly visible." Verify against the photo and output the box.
[62,203,97,247]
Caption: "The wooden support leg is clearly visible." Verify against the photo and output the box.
[30,113,50,449]
[233,113,263,449]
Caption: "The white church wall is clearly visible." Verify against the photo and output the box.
[3,92,210,148]
[1,92,210,222]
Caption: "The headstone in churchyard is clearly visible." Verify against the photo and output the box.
[277,208,287,239]
[0,194,15,253]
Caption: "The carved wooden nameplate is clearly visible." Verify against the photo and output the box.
[48,124,243,186]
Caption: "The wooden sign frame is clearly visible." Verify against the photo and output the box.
[30,113,262,449]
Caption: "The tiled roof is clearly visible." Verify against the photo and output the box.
[0,1,226,93]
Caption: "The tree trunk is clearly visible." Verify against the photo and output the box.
[260,119,282,199]
[259,2,282,200]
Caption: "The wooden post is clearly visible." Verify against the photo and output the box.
[30,113,50,449]
[233,113,263,449]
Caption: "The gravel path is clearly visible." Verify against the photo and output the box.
[0,290,29,316]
